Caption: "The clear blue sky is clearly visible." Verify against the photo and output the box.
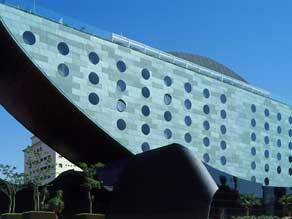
[1,0,292,172]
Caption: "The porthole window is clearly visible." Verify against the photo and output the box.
[141,68,150,80]
[251,147,256,156]
[251,104,256,113]
[88,72,99,85]
[220,125,227,135]
[220,94,227,104]
[264,136,270,145]
[277,153,281,161]
[141,105,150,117]
[203,105,210,114]
[164,76,172,87]
[164,111,172,122]
[277,139,282,147]
[289,129,292,137]
[289,168,292,176]
[184,133,192,143]
[89,52,100,65]
[184,83,192,93]
[117,119,126,130]
[264,122,270,131]
[277,113,282,121]
[164,94,172,105]
[142,87,150,98]
[117,80,126,92]
[220,110,227,119]
[203,153,210,163]
[184,116,192,126]
[251,119,257,127]
[117,99,126,112]
[117,60,126,72]
[289,142,292,150]
[264,177,269,185]
[289,117,292,124]
[251,161,256,170]
[220,156,227,166]
[88,93,99,105]
[141,124,150,135]
[264,150,270,158]
[277,166,281,174]
[23,31,36,45]
[164,129,172,139]
[141,142,150,152]
[58,42,69,55]
[184,99,192,110]
[203,137,210,147]
[277,126,282,134]
[58,63,69,77]
[264,164,269,172]
[264,109,270,117]
[203,88,210,98]
[289,156,292,163]
[220,141,227,150]
[203,121,210,130]
[251,133,256,142]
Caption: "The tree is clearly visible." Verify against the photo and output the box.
[0,164,28,213]
[279,194,292,216]
[239,194,261,216]
[79,162,104,214]
[46,190,64,217]
[25,146,55,212]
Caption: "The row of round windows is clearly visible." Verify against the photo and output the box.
[251,104,292,124]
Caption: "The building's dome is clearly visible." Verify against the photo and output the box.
[169,52,247,83]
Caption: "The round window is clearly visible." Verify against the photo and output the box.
[117,60,126,72]
[203,121,210,130]
[117,119,126,130]
[220,94,227,104]
[184,116,192,126]
[221,156,227,165]
[88,93,99,105]
[58,63,69,77]
[220,110,227,119]
[264,109,270,117]
[23,31,36,45]
[89,52,100,65]
[117,99,126,112]
[203,153,210,163]
[220,125,227,135]
[184,133,192,143]
[203,105,210,114]
[88,72,99,85]
[141,142,150,152]
[141,68,150,80]
[251,147,256,156]
[184,83,192,93]
[58,42,69,55]
[164,94,172,105]
[117,80,126,92]
[277,113,282,121]
[164,76,172,87]
[142,124,150,135]
[203,88,210,98]
[164,111,172,122]
[251,104,256,113]
[141,105,150,117]
[164,129,172,139]
[220,141,227,150]
[184,99,192,110]
[251,119,256,127]
[251,161,256,170]
[203,137,210,147]
[142,87,150,98]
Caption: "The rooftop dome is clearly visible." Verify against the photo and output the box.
[169,52,247,83]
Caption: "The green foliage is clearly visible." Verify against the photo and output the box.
[0,164,28,213]
[45,190,64,214]
[279,195,292,216]
[239,194,261,216]
[79,162,104,214]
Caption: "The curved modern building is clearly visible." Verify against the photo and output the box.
[0,2,291,193]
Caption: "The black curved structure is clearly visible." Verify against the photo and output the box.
[107,144,218,219]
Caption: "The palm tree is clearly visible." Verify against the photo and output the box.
[239,194,261,216]
[279,194,292,216]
